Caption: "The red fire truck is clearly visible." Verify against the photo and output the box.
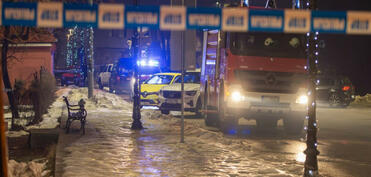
[200,30,308,134]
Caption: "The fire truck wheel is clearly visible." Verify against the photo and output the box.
[204,111,218,126]
[284,116,304,135]
[219,117,239,135]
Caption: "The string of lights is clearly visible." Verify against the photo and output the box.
[304,0,320,176]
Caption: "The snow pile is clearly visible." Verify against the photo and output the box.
[26,88,130,130]
[8,159,49,177]
[351,94,371,107]
[6,130,29,138]
[66,88,132,111]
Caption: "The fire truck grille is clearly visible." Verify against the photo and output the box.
[234,70,306,94]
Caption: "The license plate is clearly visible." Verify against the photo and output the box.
[262,96,279,103]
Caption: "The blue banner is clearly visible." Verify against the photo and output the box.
[1,2,371,35]
[125,5,159,29]
[311,11,346,33]
[249,9,284,32]
[64,3,98,27]
[2,2,37,26]
[187,7,221,30]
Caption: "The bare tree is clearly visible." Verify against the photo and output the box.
[0,26,31,130]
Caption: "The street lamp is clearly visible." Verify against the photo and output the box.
[304,0,320,176]
[131,31,143,130]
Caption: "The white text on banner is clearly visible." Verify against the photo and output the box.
[222,8,248,32]
[160,6,186,31]
[284,9,310,33]
[347,11,371,35]
[37,2,63,27]
[98,4,124,29]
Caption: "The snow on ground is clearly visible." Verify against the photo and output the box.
[26,87,131,130]
[59,89,306,177]
[350,94,371,107]
[8,159,49,177]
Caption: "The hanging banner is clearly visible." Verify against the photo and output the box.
[125,5,159,29]
[222,8,248,31]
[37,2,63,28]
[2,2,37,26]
[311,11,346,33]
[284,9,311,33]
[0,2,371,35]
[187,7,221,30]
[64,3,98,27]
[347,11,371,35]
[249,9,284,32]
[160,6,186,31]
[98,3,124,29]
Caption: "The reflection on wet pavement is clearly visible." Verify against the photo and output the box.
[60,109,309,177]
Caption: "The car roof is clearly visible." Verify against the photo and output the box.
[154,72,181,76]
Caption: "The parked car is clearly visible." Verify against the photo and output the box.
[159,71,201,115]
[140,72,180,106]
[97,64,114,89]
[316,75,355,107]
[61,70,85,87]
[109,58,135,94]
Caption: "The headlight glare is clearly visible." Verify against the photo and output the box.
[296,95,308,104]
[231,91,243,102]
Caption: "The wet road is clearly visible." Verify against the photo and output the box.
[182,106,371,177]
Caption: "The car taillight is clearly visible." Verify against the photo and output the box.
[116,76,120,81]
[342,86,350,91]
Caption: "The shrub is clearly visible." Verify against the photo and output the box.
[29,67,57,124]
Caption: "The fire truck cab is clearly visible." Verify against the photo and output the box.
[200,30,308,134]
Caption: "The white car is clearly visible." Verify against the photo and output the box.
[97,64,113,89]
[159,72,201,115]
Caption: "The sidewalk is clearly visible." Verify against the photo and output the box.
[54,108,306,177]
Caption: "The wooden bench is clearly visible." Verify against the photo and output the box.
[63,96,87,135]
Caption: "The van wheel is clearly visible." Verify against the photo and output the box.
[329,93,341,107]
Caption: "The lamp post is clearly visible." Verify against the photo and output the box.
[131,31,143,130]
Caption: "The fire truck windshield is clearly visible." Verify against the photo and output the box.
[229,32,306,58]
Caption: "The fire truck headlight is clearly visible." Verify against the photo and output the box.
[296,95,308,104]
[231,91,243,102]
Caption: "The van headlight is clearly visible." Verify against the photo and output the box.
[296,95,308,104]
[231,91,244,102]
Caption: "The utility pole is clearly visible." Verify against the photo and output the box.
[131,0,143,130]
[304,0,320,176]
[87,0,94,98]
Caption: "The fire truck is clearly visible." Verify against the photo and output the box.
[200,28,308,134]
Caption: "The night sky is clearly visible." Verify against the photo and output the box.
[119,0,371,95]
